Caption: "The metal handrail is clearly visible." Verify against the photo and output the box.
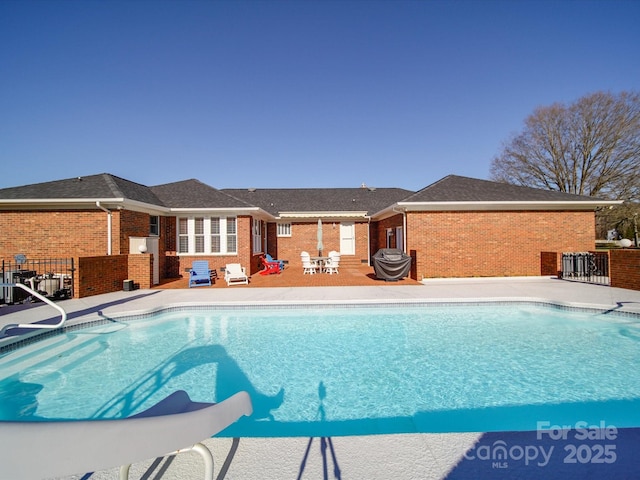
[0,282,68,336]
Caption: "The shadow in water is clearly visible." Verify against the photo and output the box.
[0,379,44,420]
[297,381,342,480]
[94,344,285,422]
[163,345,285,421]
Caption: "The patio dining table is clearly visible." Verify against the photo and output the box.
[311,256,329,273]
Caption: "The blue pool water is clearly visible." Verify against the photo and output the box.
[1,302,640,437]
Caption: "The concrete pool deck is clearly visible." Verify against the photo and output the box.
[1,276,640,479]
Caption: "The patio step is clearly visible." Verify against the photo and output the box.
[338,256,369,268]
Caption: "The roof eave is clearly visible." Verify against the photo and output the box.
[396,200,623,211]
[169,206,261,212]
[169,206,275,219]
[0,198,126,210]
[278,211,369,219]
[0,198,175,214]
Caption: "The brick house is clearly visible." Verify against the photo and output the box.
[0,173,617,295]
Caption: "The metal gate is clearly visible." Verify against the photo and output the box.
[560,252,609,286]
[1,258,74,305]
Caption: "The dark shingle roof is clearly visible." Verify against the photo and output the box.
[151,180,253,209]
[0,173,608,215]
[222,187,414,216]
[402,175,600,203]
[0,173,165,205]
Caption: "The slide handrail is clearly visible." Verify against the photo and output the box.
[0,282,68,336]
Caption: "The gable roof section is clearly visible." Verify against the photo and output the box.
[222,187,413,217]
[381,175,621,214]
[0,173,165,209]
[151,179,255,210]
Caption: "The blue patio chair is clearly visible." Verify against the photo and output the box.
[266,253,285,271]
[189,261,212,288]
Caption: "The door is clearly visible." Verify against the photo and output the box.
[147,237,160,285]
[339,222,355,255]
[395,226,404,251]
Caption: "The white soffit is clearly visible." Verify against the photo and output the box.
[397,200,623,211]
[278,211,369,219]
[0,198,127,211]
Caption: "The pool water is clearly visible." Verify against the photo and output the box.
[1,303,640,437]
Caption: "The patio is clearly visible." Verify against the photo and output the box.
[155,261,422,289]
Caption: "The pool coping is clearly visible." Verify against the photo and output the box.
[3,295,639,355]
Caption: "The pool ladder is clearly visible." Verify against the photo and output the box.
[0,282,68,337]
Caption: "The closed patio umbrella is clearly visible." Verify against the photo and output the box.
[317,218,324,256]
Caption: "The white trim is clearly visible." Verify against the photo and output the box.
[398,200,622,211]
[177,216,237,255]
[372,200,622,218]
[277,222,292,237]
[252,218,262,254]
[278,211,369,219]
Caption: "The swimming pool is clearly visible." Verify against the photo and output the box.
[1,302,640,437]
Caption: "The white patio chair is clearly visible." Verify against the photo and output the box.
[224,263,249,285]
[0,390,252,480]
[301,251,319,274]
[324,251,340,274]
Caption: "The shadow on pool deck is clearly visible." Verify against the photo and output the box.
[445,427,640,479]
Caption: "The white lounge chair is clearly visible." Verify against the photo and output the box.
[0,390,252,480]
[301,251,319,274]
[224,263,249,285]
[324,251,340,274]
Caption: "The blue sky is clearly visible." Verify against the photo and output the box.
[1,0,638,191]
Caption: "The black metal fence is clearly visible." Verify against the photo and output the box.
[560,252,609,286]
[1,258,74,305]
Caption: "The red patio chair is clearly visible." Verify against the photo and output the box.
[259,255,281,275]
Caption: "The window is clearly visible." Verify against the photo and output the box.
[210,217,221,253]
[178,218,189,253]
[226,217,237,254]
[252,219,262,254]
[277,223,292,237]
[194,217,205,253]
[177,216,237,254]
[149,216,159,236]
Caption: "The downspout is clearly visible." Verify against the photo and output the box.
[96,201,112,255]
[366,217,371,266]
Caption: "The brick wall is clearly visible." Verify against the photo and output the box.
[0,208,159,257]
[128,254,153,289]
[117,210,151,254]
[540,252,560,276]
[610,249,640,291]
[76,255,129,297]
[0,210,109,259]
[374,214,404,254]
[75,254,153,297]
[406,210,595,279]
[273,220,369,268]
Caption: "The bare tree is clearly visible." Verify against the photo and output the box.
[491,91,640,202]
